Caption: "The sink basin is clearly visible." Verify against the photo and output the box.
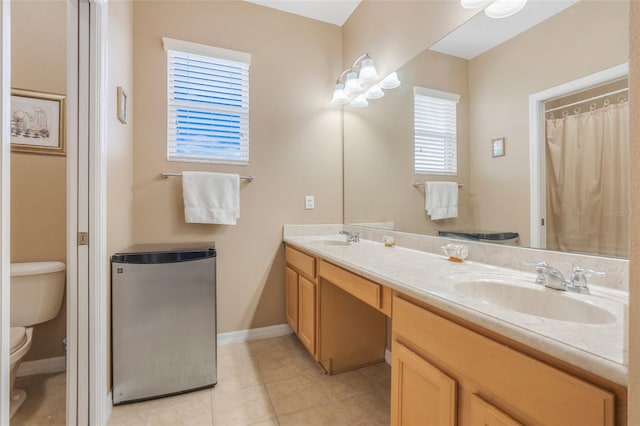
[453,280,616,324]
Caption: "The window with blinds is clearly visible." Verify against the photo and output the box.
[164,38,251,165]
[414,87,460,175]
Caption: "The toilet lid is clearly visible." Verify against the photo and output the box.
[10,327,27,353]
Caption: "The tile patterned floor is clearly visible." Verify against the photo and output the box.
[109,334,391,426]
[11,371,66,425]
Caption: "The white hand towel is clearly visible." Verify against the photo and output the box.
[425,182,458,220]
[182,172,240,225]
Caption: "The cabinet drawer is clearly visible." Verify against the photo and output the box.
[393,296,615,426]
[285,246,316,279]
[320,260,384,312]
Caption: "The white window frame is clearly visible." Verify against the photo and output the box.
[413,86,460,176]
[163,37,251,165]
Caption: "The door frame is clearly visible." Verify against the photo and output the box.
[0,1,11,424]
[528,63,629,249]
[0,0,109,424]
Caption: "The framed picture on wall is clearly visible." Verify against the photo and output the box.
[10,88,66,156]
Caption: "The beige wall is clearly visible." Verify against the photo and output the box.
[11,0,67,361]
[468,0,629,246]
[627,1,639,423]
[342,0,478,77]
[132,1,343,333]
[344,49,473,234]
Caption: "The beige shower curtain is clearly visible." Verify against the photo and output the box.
[546,102,629,257]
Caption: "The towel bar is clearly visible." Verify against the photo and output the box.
[413,182,463,188]
[161,172,254,182]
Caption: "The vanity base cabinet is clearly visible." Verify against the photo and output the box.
[297,275,316,355]
[285,266,299,333]
[469,394,522,426]
[285,246,387,372]
[392,295,616,426]
[285,247,319,359]
[318,277,387,374]
[391,341,456,426]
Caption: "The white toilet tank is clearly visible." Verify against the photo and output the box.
[10,262,66,327]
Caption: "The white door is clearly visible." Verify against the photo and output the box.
[0,0,104,423]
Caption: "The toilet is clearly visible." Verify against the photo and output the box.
[9,261,66,418]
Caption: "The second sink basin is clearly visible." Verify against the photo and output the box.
[453,280,616,325]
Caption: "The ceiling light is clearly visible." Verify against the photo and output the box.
[484,0,527,18]
[460,0,491,9]
[344,71,362,95]
[331,83,349,105]
[379,72,401,90]
[331,55,401,107]
[358,58,379,84]
[460,0,528,19]
[365,84,384,100]
[350,95,369,108]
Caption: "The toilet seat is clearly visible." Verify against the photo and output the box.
[10,327,27,354]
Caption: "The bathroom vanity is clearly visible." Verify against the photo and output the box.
[283,227,627,425]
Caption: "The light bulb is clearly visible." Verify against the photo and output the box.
[331,84,349,104]
[358,58,379,84]
[350,95,368,108]
[344,71,362,95]
[379,72,401,90]
[365,84,384,100]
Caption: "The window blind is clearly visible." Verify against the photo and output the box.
[414,87,460,175]
[165,40,250,165]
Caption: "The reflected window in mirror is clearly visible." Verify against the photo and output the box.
[414,87,460,176]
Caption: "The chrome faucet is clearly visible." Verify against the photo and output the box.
[339,230,360,243]
[526,261,605,294]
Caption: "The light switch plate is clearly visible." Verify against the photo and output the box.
[305,195,315,210]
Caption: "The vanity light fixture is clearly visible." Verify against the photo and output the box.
[461,0,528,19]
[331,54,401,107]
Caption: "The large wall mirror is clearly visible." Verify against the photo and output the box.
[344,0,629,258]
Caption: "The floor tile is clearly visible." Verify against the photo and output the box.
[146,393,213,426]
[211,384,276,426]
[265,375,331,417]
[277,403,345,426]
[102,335,389,425]
[12,372,66,426]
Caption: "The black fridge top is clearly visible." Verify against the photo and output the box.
[111,242,216,264]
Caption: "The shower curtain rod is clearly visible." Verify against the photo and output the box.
[545,87,628,114]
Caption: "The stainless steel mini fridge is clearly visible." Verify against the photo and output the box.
[111,243,217,404]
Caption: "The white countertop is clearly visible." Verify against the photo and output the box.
[284,234,628,386]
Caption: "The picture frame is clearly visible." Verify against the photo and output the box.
[11,89,66,156]
[117,86,127,124]
[492,137,505,158]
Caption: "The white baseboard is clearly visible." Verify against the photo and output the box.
[217,323,293,346]
[16,356,66,377]
[385,349,392,365]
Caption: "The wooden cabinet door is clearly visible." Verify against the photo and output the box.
[470,394,522,426]
[391,342,456,426]
[298,275,316,354]
[285,266,299,333]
